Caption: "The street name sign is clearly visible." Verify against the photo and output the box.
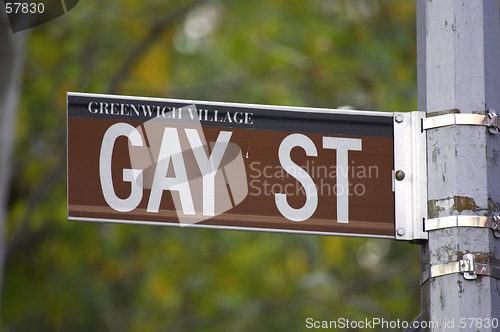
[67,92,426,240]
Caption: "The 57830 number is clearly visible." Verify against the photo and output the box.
[5,2,44,14]
[460,318,499,329]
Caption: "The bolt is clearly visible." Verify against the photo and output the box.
[397,228,405,236]
[395,170,405,181]
[395,114,404,123]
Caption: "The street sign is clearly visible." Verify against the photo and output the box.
[67,92,425,239]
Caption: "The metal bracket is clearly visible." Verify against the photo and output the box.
[393,111,428,240]
[423,109,499,134]
[420,253,500,285]
[425,215,500,238]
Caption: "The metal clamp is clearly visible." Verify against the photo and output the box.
[461,253,477,280]
[425,215,500,237]
[423,109,499,134]
[420,253,500,285]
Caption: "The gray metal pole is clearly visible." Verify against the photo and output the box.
[0,12,27,314]
[417,0,500,330]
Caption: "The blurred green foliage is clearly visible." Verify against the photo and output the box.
[3,0,419,330]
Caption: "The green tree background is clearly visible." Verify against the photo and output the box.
[1,0,420,330]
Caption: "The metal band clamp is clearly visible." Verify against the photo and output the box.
[420,254,500,285]
[425,215,500,237]
[423,110,499,134]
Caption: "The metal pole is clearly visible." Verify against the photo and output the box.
[417,0,500,330]
[0,11,27,314]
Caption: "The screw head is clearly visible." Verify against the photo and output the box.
[397,228,405,236]
[395,170,405,181]
[395,114,404,123]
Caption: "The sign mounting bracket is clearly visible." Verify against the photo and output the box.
[394,111,428,241]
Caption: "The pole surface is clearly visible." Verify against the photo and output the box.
[418,0,500,330]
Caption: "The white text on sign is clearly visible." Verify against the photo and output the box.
[98,123,361,223]
[276,134,362,223]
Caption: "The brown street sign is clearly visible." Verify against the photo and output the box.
[67,92,414,239]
